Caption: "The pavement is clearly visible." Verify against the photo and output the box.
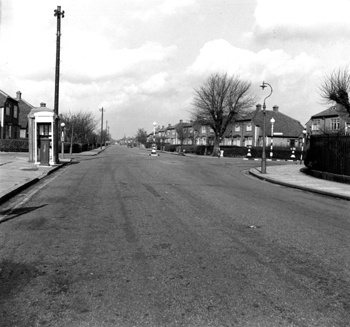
[0,148,349,205]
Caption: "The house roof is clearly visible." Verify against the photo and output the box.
[0,90,35,128]
[18,98,34,128]
[0,89,18,106]
[251,110,304,137]
[311,104,350,123]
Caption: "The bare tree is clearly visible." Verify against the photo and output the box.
[175,122,190,153]
[319,66,350,114]
[191,72,255,156]
[61,110,98,154]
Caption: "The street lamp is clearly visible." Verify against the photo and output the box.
[60,122,65,159]
[270,117,275,158]
[153,121,157,142]
[150,121,158,156]
[260,81,273,174]
[300,129,307,164]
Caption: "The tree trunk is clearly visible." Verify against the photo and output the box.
[70,136,73,155]
[212,137,220,157]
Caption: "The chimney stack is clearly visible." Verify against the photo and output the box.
[256,104,262,111]
[273,105,279,113]
[40,102,46,107]
[16,91,22,100]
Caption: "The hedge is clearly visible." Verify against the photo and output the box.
[0,139,29,152]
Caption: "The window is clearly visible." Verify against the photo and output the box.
[210,128,214,133]
[38,124,50,136]
[235,124,240,132]
[233,137,241,146]
[13,126,19,139]
[312,119,320,131]
[14,105,18,119]
[244,137,252,146]
[6,103,11,116]
[5,125,10,139]
[201,126,206,133]
[246,123,252,131]
[331,118,340,130]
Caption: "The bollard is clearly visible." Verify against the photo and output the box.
[290,147,296,158]
[246,145,252,157]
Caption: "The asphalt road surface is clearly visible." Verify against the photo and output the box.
[0,146,349,327]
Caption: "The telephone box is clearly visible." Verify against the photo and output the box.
[28,103,57,165]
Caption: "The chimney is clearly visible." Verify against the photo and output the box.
[179,119,183,123]
[273,105,279,113]
[168,123,171,127]
[16,91,22,100]
[256,104,262,111]
[40,102,46,107]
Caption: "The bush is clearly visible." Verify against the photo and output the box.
[181,145,197,153]
[219,146,248,157]
[165,144,177,152]
[0,139,29,152]
[246,146,303,160]
[195,145,213,155]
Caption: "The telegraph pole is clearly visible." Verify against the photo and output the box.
[54,6,64,164]
[99,107,104,149]
[105,120,108,146]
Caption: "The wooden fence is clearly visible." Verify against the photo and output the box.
[307,135,350,175]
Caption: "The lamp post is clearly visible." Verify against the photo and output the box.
[270,117,275,158]
[300,129,307,164]
[153,121,157,142]
[150,121,158,156]
[260,81,273,174]
[60,122,65,159]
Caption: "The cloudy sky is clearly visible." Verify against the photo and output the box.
[1,0,350,139]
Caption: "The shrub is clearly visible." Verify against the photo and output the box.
[219,146,247,157]
[165,144,177,152]
[0,139,29,152]
[195,145,213,155]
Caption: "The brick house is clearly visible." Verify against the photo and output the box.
[0,90,34,140]
[306,104,350,136]
[17,91,34,139]
[0,90,20,139]
[226,104,304,148]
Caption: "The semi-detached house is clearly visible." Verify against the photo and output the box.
[306,104,350,135]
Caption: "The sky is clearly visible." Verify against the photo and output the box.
[1,0,350,140]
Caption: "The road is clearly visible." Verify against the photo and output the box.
[0,146,349,327]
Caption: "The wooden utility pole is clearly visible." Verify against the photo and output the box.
[105,120,108,146]
[99,108,104,149]
[54,6,64,164]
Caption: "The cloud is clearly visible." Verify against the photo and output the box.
[253,0,350,41]
[186,39,320,81]
[130,0,198,22]
[140,72,169,94]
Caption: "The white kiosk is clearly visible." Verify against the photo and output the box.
[28,103,57,166]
